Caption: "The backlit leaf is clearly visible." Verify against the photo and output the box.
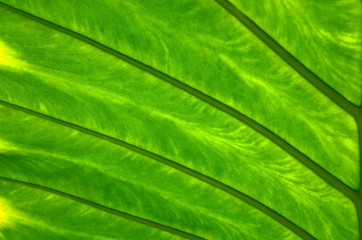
[0,1,361,239]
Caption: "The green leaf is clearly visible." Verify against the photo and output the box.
[0,1,360,239]
[227,0,362,105]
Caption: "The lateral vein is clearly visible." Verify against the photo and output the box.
[0,2,359,238]
[0,2,355,201]
[213,1,362,237]
[213,0,360,118]
[0,176,204,240]
[0,100,315,240]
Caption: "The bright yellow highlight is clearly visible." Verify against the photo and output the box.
[0,204,3,226]
[0,139,22,155]
[0,201,7,227]
[0,197,24,229]
[0,40,27,70]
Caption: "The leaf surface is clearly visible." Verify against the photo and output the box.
[228,0,362,105]
[0,1,361,239]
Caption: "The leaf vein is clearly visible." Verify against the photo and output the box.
[0,100,315,240]
[0,176,204,240]
[0,2,359,238]
[0,2,353,202]
[213,0,360,117]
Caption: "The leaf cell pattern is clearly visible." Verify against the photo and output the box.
[0,1,361,239]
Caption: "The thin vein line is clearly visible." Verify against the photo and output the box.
[213,0,360,118]
[0,100,315,240]
[358,108,362,191]
[213,1,362,238]
[357,108,362,240]
[0,2,360,238]
[0,2,357,202]
[0,176,204,240]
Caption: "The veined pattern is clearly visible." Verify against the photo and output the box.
[229,0,362,105]
[0,0,357,189]
[0,0,360,239]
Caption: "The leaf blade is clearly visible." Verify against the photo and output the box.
[228,0,362,106]
[0,1,360,239]
[0,0,357,189]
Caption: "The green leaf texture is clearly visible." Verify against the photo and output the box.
[0,1,361,239]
